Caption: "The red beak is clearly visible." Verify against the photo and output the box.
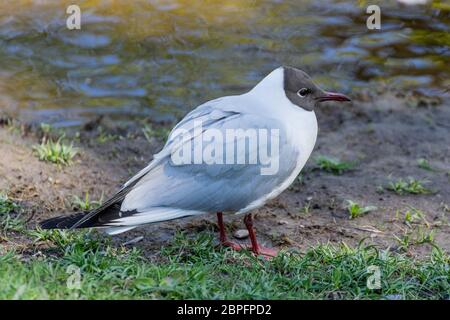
[316,91,351,102]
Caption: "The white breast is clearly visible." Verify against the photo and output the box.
[237,101,318,214]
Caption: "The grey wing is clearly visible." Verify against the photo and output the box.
[121,97,238,189]
[115,103,299,226]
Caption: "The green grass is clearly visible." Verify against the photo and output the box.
[299,201,311,214]
[387,178,433,195]
[96,127,118,144]
[346,200,377,219]
[417,158,433,171]
[0,192,24,233]
[401,207,430,227]
[315,156,355,175]
[71,192,103,211]
[394,227,436,251]
[0,192,18,215]
[38,123,65,139]
[142,124,170,142]
[1,231,449,299]
[39,123,52,135]
[33,137,78,166]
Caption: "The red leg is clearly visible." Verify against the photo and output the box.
[244,213,278,258]
[216,212,242,251]
[217,212,227,243]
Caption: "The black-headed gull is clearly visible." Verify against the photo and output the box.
[40,66,350,257]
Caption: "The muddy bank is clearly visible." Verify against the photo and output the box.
[1,89,449,258]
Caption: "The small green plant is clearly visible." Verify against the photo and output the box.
[315,156,355,175]
[33,137,78,166]
[5,118,21,134]
[0,213,25,233]
[394,225,435,252]
[71,192,103,211]
[300,200,311,214]
[142,124,170,142]
[417,158,433,171]
[0,193,19,215]
[97,127,118,144]
[415,228,435,245]
[39,123,65,139]
[387,178,432,195]
[346,200,377,219]
[40,123,52,135]
[29,227,97,249]
[404,210,415,224]
[0,192,23,233]
[394,232,412,251]
[402,207,429,227]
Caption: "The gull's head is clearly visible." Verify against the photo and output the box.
[282,66,351,111]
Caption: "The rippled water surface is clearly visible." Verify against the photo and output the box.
[0,0,449,126]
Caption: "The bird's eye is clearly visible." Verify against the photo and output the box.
[297,88,311,98]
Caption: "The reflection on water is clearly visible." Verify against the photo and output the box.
[0,0,448,127]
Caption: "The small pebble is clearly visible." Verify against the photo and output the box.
[233,229,249,239]
[278,220,289,225]
[123,236,144,246]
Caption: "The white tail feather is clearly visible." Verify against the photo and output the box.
[106,207,204,229]
[103,226,137,235]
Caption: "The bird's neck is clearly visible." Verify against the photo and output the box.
[247,67,288,105]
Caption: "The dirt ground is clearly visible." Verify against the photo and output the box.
[1,88,449,258]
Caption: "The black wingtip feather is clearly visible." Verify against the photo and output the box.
[39,212,88,229]
[39,202,124,230]
[39,183,133,230]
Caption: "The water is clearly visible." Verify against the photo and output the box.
[0,0,448,127]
